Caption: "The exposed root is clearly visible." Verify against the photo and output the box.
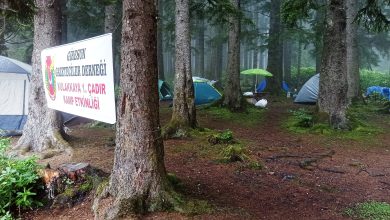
[268,150,336,171]
[9,130,73,159]
[93,185,182,220]
[162,120,192,139]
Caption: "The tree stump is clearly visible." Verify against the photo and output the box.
[58,162,90,182]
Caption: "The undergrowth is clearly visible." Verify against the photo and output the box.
[172,129,262,170]
[0,138,43,219]
[344,201,390,220]
[284,104,382,141]
[220,144,249,162]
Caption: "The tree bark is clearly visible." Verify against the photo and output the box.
[11,0,71,158]
[104,1,121,86]
[223,0,243,111]
[60,0,67,44]
[0,1,7,56]
[165,0,196,136]
[104,2,116,34]
[93,0,175,218]
[346,0,360,101]
[157,0,165,80]
[266,0,283,94]
[318,0,348,129]
[314,1,326,74]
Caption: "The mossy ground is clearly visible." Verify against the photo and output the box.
[283,103,385,141]
[344,201,390,220]
[166,173,213,216]
[170,128,263,170]
[199,106,265,127]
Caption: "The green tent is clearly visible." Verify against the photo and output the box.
[192,77,222,105]
[158,80,173,100]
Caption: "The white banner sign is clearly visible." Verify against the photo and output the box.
[41,34,116,124]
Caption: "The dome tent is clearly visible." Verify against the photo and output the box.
[193,77,222,105]
[294,74,319,104]
[0,56,31,135]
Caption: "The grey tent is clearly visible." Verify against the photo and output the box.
[0,56,83,136]
[0,56,31,135]
[294,74,319,104]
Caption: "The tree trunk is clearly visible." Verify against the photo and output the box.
[318,0,348,129]
[297,39,302,85]
[166,0,196,135]
[104,3,116,34]
[93,0,174,218]
[194,18,205,77]
[157,0,165,80]
[215,39,223,81]
[104,1,121,86]
[223,0,243,111]
[12,0,71,158]
[266,0,283,94]
[60,0,67,44]
[253,46,258,68]
[314,2,325,74]
[0,1,7,56]
[283,39,292,83]
[346,0,360,101]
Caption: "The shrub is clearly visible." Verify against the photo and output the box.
[0,138,43,218]
[383,101,390,114]
[291,108,314,128]
[220,145,249,162]
[291,67,316,89]
[208,130,235,145]
[360,69,390,91]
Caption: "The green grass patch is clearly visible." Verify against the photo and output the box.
[344,201,390,220]
[200,106,265,127]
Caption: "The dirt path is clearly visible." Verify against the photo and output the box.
[24,102,390,219]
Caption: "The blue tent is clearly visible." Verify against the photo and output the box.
[282,81,291,93]
[0,56,31,135]
[256,79,267,93]
[193,77,222,105]
[366,86,390,100]
[294,74,319,104]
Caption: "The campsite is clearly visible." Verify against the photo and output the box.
[1,1,390,220]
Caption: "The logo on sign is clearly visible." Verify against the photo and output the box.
[45,56,56,100]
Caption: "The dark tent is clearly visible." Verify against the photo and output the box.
[158,80,173,100]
